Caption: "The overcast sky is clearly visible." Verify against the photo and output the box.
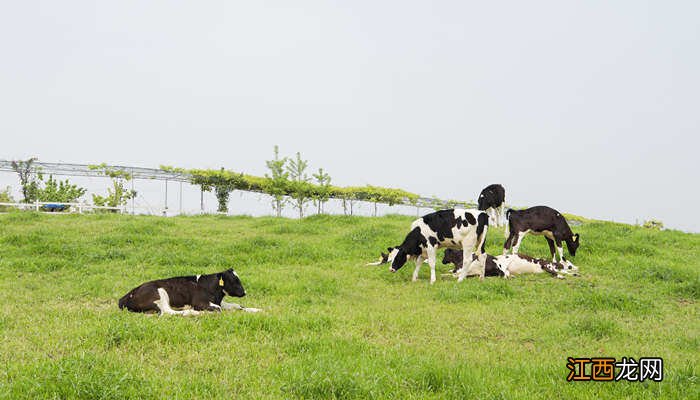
[1,1,698,231]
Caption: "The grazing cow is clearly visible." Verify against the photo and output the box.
[495,253,579,279]
[504,206,580,265]
[118,269,261,316]
[478,184,506,226]
[442,248,507,280]
[386,209,489,284]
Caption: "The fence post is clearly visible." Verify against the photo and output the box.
[35,199,39,211]
[163,179,168,216]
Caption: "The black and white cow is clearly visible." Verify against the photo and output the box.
[504,206,580,266]
[386,209,489,284]
[494,253,579,279]
[478,184,506,226]
[118,269,261,316]
[443,249,578,281]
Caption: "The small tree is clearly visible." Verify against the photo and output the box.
[312,168,331,214]
[89,164,136,211]
[286,152,312,218]
[11,157,41,203]
[35,175,87,204]
[264,145,289,217]
[0,186,15,212]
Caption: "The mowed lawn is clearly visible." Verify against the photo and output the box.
[0,212,697,399]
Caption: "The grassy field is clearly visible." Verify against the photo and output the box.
[0,212,697,399]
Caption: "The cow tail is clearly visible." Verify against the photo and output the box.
[504,209,513,238]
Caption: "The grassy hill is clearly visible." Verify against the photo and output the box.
[0,212,697,399]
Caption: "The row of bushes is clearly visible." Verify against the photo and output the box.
[164,146,475,217]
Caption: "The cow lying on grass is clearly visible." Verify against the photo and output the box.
[118,269,261,316]
[442,248,578,281]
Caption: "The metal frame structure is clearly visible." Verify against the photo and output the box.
[0,160,478,217]
[0,160,189,182]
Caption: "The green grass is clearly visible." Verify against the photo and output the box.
[0,212,697,399]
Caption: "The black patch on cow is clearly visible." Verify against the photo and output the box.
[400,227,427,256]
[421,209,457,241]
[464,213,477,225]
[476,212,489,236]
[428,236,438,246]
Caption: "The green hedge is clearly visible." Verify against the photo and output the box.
[178,167,467,209]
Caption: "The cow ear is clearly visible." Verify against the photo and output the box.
[387,247,393,252]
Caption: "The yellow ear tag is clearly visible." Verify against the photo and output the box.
[219,278,224,286]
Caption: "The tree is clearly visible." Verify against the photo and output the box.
[286,152,312,218]
[11,157,41,203]
[264,145,289,217]
[35,175,87,203]
[89,164,136,210]
[312,168,331,214]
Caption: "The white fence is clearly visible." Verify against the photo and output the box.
[0,201,125,214]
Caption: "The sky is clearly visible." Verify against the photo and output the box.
[1,1,698,231]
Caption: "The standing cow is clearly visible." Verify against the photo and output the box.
[386,209,489,284]
[478,184,506,226]
[504,206,580,265]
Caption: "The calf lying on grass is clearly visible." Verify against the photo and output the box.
[495,253,579,279]
[442,249,578,281]
[118,269,261,316]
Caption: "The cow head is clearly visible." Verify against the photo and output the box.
[566,233,580,256]
[442,248,465,273]
[389,247,407,272]
[220,269,246,297]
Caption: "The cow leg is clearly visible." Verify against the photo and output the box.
[427,247,438,284]
[555,239,565,263]
[546,238,557,262]
[457,258,481,282]
[154,288,200,316]
[503,231,518,255]
[512,232,526,254]
[221,301,262,313]
[412,255,424,282]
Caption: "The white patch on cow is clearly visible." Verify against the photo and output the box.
[232,270,239,278]
[154,288,200,316]
[196,275,201,281]
[426,246,437,284]
[209,302,222,311]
